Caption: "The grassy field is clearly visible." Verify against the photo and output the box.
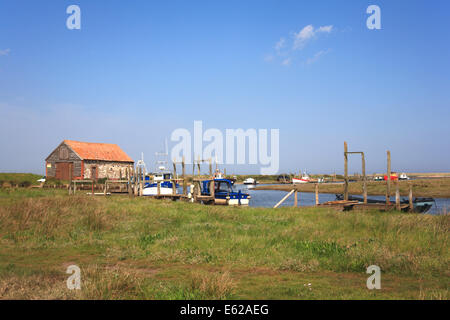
[255,178,450,198]
[0,173,43,187]
[0,188,448,300]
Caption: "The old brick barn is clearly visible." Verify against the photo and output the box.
[45,140,134,180]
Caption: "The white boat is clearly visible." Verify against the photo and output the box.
[143,171,178,196]
[142,141,179,196]
[399,173,410,180]
[243,177,257,185]
[292,171,311,184]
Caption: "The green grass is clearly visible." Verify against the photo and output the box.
[0,188,448,299]
[0,173,43,187]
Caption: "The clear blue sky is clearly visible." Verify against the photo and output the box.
[0,0,449,175]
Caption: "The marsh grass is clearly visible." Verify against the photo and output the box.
[0,188,448,299]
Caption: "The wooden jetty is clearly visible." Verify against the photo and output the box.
[273,142,416,212]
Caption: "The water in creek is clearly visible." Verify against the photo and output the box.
[233,184,449,215]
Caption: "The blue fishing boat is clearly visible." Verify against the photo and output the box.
[200,179,251,206]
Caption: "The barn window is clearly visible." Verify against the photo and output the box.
[59,147,69,160]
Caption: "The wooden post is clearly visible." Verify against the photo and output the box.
[172,179,176,195]
[173,160,177,178]
[68,163,73,195]
[104,181,107,195]
[139,167,144,197]
[133,167,137,196]
[409,185,413,213]
[395,182,400,211]
[209,158,212,177]
[157,181,161,196]
[182,156,186,195]
[362,153,367,204]
[315,184,319,205]
[127,167,132,196]
[293,190,298,207]
[386,151,391,205]
[344,141,348,201]
[197,157,201,177]
[211,179,215,203]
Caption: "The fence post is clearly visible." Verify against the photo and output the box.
[315,184,319,205]
[386,150,391,205]
[139,167,144,197]
[344,141,348,201]
[395,182,400,211]
[182,156,186,195]
[68,163,73,195]
[294,190,298,207]
[409,185,413,212]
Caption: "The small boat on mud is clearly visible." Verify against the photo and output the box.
[292,171,311,184]
[399,173,410,180]
[243,177,257,185]
[199,179,251,206]
[335,194,434,213]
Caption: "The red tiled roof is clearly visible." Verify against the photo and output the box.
[64,140,134,162]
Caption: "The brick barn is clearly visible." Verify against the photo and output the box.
[45,140,134,180]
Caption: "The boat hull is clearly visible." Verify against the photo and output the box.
[143,187,175,196]
[292,178,310,184]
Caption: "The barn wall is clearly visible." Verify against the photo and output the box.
[46,143,82,178]
[83,161,133,180]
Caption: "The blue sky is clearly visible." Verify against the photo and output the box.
[0,0,449,175]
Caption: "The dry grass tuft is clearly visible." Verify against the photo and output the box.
[189,271,236,299]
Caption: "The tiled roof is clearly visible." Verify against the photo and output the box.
[64,140,134,162]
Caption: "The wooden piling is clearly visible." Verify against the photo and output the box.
[294,190,298,207]
[173,160,177,179]
[386,151,391,205]
[182,156,186,195]
[344,141,348,201]
[409,185,413,213]
[133,167,138,196]
[315,184,319,205]
[139,167,144,197]
[209,158,212,177]
[68,163,73,195]
[362,153,367,204]
[395,182,400,211]
[128,167,132,195]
